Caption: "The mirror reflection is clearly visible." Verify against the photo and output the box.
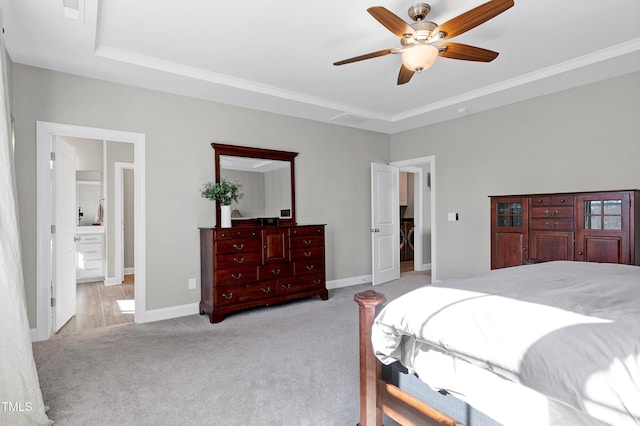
[220,155,292,219]
[76,172,103,226]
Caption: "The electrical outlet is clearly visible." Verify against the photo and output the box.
[188,278,196,290]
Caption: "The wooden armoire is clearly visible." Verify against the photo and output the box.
[490,190,640,269]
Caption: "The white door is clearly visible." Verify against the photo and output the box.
[371,163,399,285]
[53,138,77,332]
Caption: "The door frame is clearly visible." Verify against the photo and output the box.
[35,121,146,341]
[114,162,134,285]
[390,156,436,281]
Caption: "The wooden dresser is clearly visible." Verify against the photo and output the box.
[199,224,328,323]
[490,189,640,269]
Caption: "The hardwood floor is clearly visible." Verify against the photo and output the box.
[57,275,135,335]
[400,260,414,273]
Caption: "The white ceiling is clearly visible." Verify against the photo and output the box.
[2,0,640,134]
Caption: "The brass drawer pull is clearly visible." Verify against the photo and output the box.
[281,283,292,290]
[312,279,322,285]
[303,251,312,257]
[233,243,245,250]
[544,222,559,229]
[306,265,315,271]
[544,209,559,217]
[261,286,271,293]
[231,273,243,280]
[271,269,281,275]
[222,293,234,300]
[233,257,245,264]
[303,239,312,246]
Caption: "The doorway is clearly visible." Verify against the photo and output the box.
[391,156,436,281]
[35,121,146,341]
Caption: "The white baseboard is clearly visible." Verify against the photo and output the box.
[144,302,199,323]
[417,263,432,272]
[104,276,121,286]
[124,267,135,275]
[326,274,372,290]
[139,273,401,323]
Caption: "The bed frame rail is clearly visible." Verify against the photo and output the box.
[355,290,463,426]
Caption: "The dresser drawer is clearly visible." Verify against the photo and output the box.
[216,252,261,269]
[215,238,261,254]
[295,260,324,275]
[258,262,294,280]
[215,281,276,306]
[290,235,323,249]
[214,229,259,240]
[291,247,324,261]
[530,218,574,231]
[290,226,324,237]
[78,242,103,260]
[214,267,258,285]
[277,274,325,295]
[530,206,574,219]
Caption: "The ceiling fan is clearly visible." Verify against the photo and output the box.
[333,0,514,85]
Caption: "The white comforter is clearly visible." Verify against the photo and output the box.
[372,261,640,426]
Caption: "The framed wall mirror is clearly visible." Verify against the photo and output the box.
[212,143,298,226]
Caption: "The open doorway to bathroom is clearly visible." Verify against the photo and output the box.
[35,121,146,342]
[55,137,136,335]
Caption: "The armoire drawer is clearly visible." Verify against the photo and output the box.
[530,218,574,231]
[530,206,574,219]
[530,196,574,206]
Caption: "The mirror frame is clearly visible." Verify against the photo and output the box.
[212,143,298,227]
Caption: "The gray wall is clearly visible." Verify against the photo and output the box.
[12,64,389,326]
[105,141,134,278]
[124,169,134,270]
[391,71,640,280]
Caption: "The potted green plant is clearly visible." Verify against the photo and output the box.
[201,178,243,227]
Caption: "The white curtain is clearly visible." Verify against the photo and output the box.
[0,10,53,426]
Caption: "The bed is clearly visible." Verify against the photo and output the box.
[354,261,640,426]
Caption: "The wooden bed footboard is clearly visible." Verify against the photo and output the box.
[354,290,463,426]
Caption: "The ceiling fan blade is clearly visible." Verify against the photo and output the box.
[438,42,499,62]
[397,65,415,85]
[333,48,394,66]
[434,0,514,40]
[367,6,416,38]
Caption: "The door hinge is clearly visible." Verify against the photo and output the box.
[51,224,56,234]
[50,152,56,161]
[50,297,56,307]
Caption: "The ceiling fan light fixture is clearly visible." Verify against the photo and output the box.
[401,44,438,72]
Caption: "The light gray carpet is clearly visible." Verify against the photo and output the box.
[33,272,429,426]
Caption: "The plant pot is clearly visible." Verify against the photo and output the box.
[220,205,232,228]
